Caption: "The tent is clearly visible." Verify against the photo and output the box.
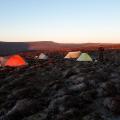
[0,57,7,67]
[38,53,48,60]
[5,55,27,67]
[64,51,81,59]
[77,53,93,61]
[34,56,38,59]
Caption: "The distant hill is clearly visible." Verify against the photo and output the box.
[0,42,29,56]
[0,41,120,56]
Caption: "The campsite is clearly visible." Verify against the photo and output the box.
[1,0,120,119]
[0,48,120,120]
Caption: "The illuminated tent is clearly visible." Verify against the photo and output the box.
[77,53,93,61]
[38,53,48,60]
[5,55,27,67]
[0,57,7,67]
[34,56,38,59]
[64,51,81,59]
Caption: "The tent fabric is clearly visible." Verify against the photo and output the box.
[38,53,48,60]
[5,55,27,67]
[64,51,81,59]
[34,56,38,59]
[0,57,8,66]
[77,53,93,61]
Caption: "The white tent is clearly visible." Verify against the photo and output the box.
[64,51,81,59]
[77,53,93,61]
[38,53,48,60]
[34,56,38,59]
[0,57,7,66]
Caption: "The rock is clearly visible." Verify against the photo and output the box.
[88,79,98,88]
[69,83,87,92]
[63,69,77,78]
[99,81,117,96]
[103,97,112,109]
[75,76,85,83]
[110,96,120,114]
[1,55,120,120]
[104,96,120,115]
[82,112,108,120]
[80,89,97,102]
[65,76,85,87]
[6,99,38,120]
[0,116,9,120]
[97,88,104,97]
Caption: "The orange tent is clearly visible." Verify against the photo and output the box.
[5,55,27,67]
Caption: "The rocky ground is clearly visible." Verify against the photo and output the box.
[0,59,120,120]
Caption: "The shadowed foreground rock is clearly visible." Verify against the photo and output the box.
[0,60,120,120]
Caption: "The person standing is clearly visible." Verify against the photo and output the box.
[98,47,104,62]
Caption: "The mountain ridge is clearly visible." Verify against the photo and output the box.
[0,41,120,56]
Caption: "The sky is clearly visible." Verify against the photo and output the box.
[0,0,120,43]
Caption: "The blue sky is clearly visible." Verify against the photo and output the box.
[0,0,120,43]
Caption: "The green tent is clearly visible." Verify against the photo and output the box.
[77,53,93,61]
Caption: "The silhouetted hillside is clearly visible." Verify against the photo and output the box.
[1,41,120,56]
[0,42,29,56]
